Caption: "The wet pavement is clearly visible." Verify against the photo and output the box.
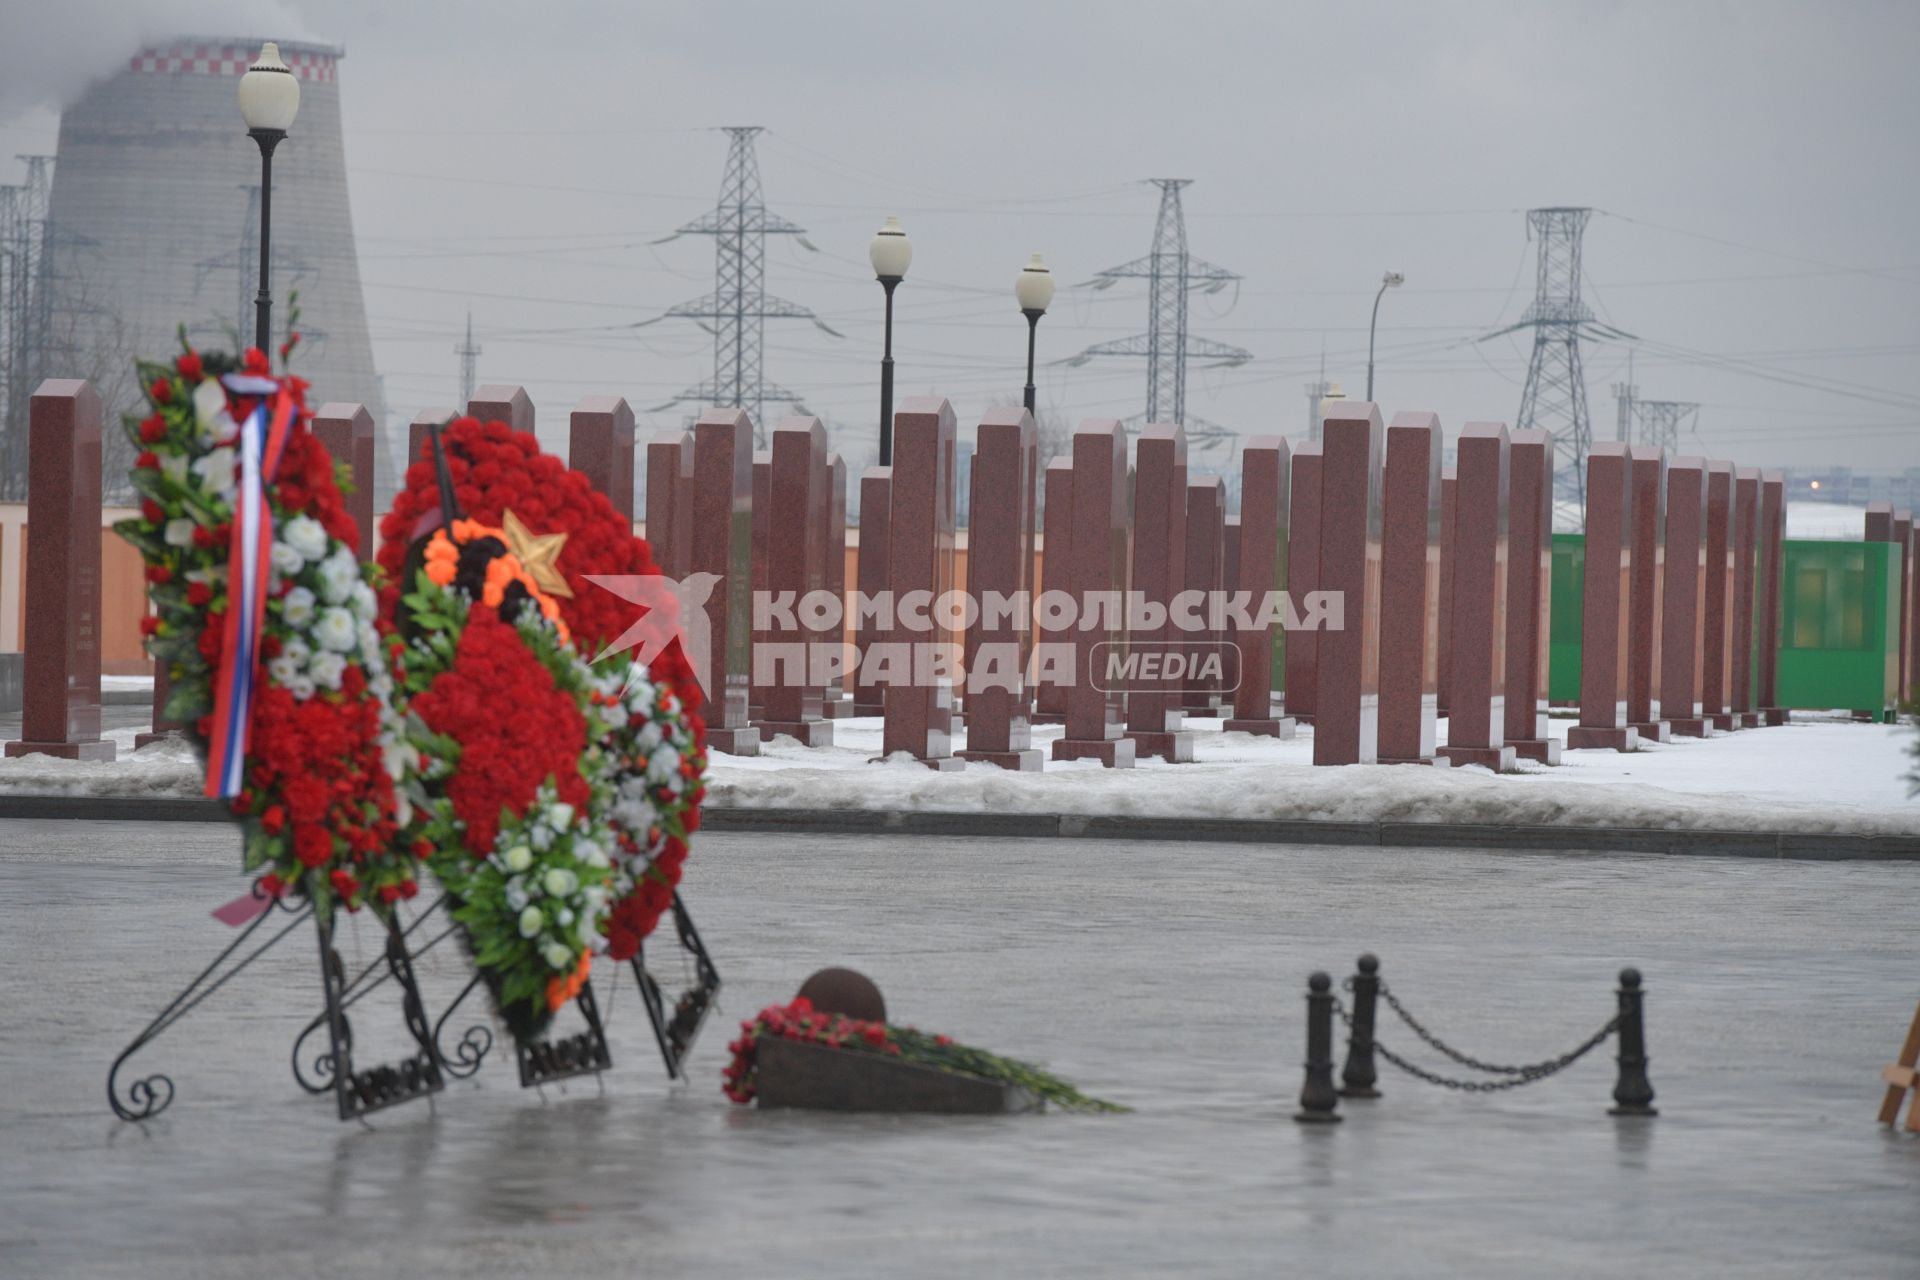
[3,819,1917,1278]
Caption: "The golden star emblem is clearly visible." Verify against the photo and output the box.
[500,509,574,598]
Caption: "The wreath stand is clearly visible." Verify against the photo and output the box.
[108,880,447,1124]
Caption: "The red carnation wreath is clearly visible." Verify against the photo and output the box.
[380,419,707,960]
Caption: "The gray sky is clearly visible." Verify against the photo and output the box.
[4,0,1918,478]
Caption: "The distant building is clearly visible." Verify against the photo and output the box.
[41,37,391,504]
[1780,466,1920,512]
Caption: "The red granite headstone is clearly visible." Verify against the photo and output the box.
[1730,468,1762,727]
[1376,413,1442,764]
[1864,503,1903,720]
[883,398,962,769]
[755,419,832,745]
[407,409,455,477]
[1314,403,1385,766]
[1757,471,1787,725]
[1567,442,1639,751]
[6,381,113,761]
[1700,461,1737,731]
[1658,457,1709,736]
[1907,516,1920,713]
[690,408,759,756]
[569,395,635,522]
[1434,423,1513,771]
[1626,447,1671,742]
[1437,465,1457,718]
[1053,421,1134,767]
[1034,456,1074,725]
[820,453,853,719]
[1226,435,1295,739]
[1123,425,1194,760]
[1894,510,1913,706]
[1179,475,1224,718]
[853,468,892,717]
[748,450,772,719]
[645,431,693,579]
[468,384,535,435]
[1283,442,1323,725]
[957,409,1041,770]
[310,402,375,559]
[1503,429,1560,764]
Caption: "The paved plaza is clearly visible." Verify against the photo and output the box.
[3,820,1918,1277]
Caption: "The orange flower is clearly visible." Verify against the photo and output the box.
[545,950,593,1011]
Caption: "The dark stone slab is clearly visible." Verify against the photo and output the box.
[753,1037,1036,1114]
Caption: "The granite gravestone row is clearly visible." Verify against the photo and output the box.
[8,382,1851,771]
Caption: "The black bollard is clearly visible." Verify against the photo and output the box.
[1338,953,1381,1099]
[1294,972,1343,1124]
[1608,967,1658,1117]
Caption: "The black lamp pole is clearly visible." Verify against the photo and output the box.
[249,127,285,354]
[878,275,901,466]
[1022,309,1043,415]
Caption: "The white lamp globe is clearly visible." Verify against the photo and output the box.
[1015,253,1055,314]
[869,216,912,280]
[238,42,301,132]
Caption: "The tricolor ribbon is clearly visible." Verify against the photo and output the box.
[204,375,295,800]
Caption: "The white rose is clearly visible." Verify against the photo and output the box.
[282,585,316,627]
[529,824,553,852]
[350,580,377,621]
[317,549,358,604]
[541,941,574,971]
[503,844,533,873]
[542,867,577,898]
[308,651,346,691]
[160,453,190,486]
[267,654,301,685]
[517,906,543,939]
[283,515,329,564]
[575,840,608,870]
[163,519,197,548]
[270,541,303,577]
[635,722,663,754]
[648,745,679,780]
[286,674,316,701]
[314,607,358,653]
[505,878,529,912]
[280,636,311,667]
[548,802,576,831]
[556,908,574,927]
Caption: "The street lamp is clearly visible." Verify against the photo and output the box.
[1365,270,1404,403]
[869,215,912,466]
[1014,253,1054,416]
[237,42,301,356]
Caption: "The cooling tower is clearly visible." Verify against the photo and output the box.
[45,37,393,504]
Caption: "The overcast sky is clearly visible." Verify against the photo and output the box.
[3,0,1917,479]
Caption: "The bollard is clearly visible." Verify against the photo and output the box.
[1608,967,1658,1117]
[1294,972,1343,1124]
[1338,954,1381,1099]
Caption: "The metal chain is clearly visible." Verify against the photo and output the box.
[1333,995,1619,1093]
[1378,980,1600,1077]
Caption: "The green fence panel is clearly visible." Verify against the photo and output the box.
[1776,540,1901,714]
[1548,533,1585,704]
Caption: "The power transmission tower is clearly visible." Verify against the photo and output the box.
[650,127,838,443]
[455,311,481,405]
[1068,179,1251,451]
[1612,377,1699,454]
[1,156,54,500]
[1484,207,1633,498]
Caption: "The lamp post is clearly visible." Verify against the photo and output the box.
[869,215,912,466]
[1014,253,1054,416]
[1365,270,1404,403]
[237,43,301,356]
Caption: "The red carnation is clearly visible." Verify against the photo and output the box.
[242,347,270,375]
[259,873,284,898]
[139,415,167,443]
[139,615,159,637]
[295,824,332,868]
[186,581,213,607]
[149,378,173,405]
[146,565,173,584]
[260,804,286,835]
[176,351,203,381]
[141,499,165,523]
[136,450,160,470]
[329,868,359,901]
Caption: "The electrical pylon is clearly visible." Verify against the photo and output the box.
[1,156,54,501]
[1484,207,1633,497]
[650,127,838,442]
[1067,179,1250,450]
[455,311,481,405]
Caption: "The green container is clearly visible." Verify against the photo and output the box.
[1548,533,1585,704]
[1776,539,1902,714]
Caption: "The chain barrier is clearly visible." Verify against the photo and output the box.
[1334,991,1619,1094]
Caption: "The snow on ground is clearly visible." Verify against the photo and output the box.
[1786,499,1870,540]
[8,709,1908,837]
